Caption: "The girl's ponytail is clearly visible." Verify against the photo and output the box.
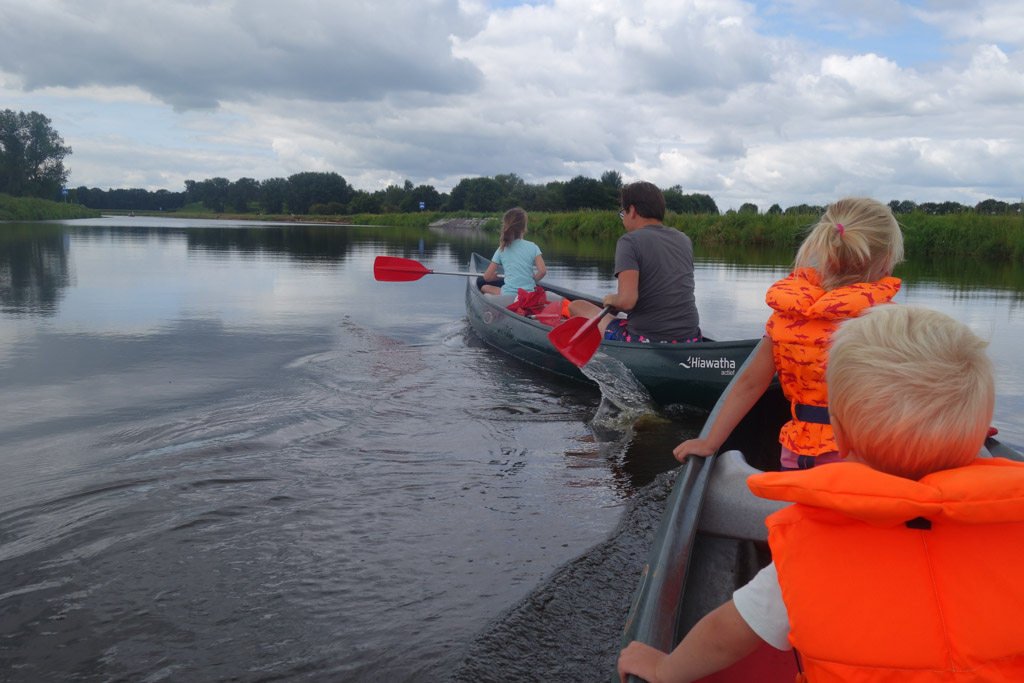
[794,198,904,291]
[499,207,528,251]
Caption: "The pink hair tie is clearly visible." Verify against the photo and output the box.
[836,223,845,235]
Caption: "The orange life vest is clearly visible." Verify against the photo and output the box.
[764,269,901,455]
[748,459,1024,682]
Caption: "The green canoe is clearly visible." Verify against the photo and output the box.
[464,253,761,410]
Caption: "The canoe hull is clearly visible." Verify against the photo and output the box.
[618,356,1024,682]
[464,253,759,410]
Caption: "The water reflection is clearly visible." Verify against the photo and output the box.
[899,255,1024,300]
[1,216,1022,682]
[0,224,71,315]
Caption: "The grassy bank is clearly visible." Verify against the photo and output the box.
[92,205,1024,259]
[520,210,1024,259]
[0,194,100,221]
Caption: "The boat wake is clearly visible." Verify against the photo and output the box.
[447,468,677,682]
[582,352,669,443]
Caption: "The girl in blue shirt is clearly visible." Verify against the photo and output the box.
[480,207,546,295]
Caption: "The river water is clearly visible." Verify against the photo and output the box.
[1,217,1022,682]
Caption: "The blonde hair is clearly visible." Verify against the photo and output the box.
[794,197,904,291]
[827,305,994,480]
[498,207,528,250]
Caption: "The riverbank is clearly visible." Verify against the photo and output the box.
[0,194,100,221]
[72,207,1024,259]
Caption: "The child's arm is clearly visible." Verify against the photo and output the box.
[482,261,499,282]
[673,338,775,461]
[533,254,547,282]
[617,600,763,683]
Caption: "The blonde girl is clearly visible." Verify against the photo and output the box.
[673,197,904,470]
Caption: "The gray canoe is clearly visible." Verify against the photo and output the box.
[464,252,760,410]
[617,346,1024,682]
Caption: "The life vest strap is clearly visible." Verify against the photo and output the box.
[794,404,830,424]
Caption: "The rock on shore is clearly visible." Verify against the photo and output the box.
[428,217,490,231]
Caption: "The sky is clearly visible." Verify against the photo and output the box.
[2,0,1023,211]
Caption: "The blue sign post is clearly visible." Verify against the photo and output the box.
[62,187,68,203]
[419,201,425,211]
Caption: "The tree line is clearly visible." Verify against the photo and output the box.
[67,170,721,216]
[63,177,1024,218]
[4,109,1022,218]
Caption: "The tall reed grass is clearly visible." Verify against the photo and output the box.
[508,209,1024,259]
[0,194,100,221]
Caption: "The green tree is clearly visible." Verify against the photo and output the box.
[767,203,782,215]
[446,177,504,212]
[530,181,566,212]
[227,177,260,213]
[563,175,614,210]
[600,170,623,188]
[464,177,504,212]
[349,191,382,213]
[286,171,353,214]
[401,184,442,212]
[669,190,718,214]
[663,185,687,213]
[889,199,920,215]
[975,199,1007,215]
[191,177,231,212]
[258,177,288,214]
[739,202,759,214]
[785,203,824,215]
[378,183,409,213]
[494,172,524,197]
[0,109,72,198]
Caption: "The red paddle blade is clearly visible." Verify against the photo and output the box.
[534,301,564,327]
[547,315,603,367]
[373,256,430,282]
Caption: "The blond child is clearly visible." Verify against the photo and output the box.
[619,305,1024,682]
[674,197,903,470]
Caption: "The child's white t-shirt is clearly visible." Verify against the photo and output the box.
[732,562,792,651]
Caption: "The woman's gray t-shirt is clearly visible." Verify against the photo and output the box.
[614,224,699,341]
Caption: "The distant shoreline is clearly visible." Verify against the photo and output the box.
[100,210,494,232]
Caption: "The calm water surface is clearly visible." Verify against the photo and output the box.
[1,217,1022,681]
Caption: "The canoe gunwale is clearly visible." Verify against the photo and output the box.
[616,344,1024,682]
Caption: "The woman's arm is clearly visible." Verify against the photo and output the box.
[673,338,775,461]
[533,254,547,282]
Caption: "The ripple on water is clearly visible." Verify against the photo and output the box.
[447,469,677,682]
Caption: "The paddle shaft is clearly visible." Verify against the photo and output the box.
[569,305,613,343]
[425,269,486,277]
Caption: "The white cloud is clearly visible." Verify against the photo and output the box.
[1,0,1024,208]
[913,1,1024,46]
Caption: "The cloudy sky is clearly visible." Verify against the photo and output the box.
[2,0,1023,210]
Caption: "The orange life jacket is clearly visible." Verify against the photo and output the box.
[748,459,1024,682]
[764,269,901,455]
